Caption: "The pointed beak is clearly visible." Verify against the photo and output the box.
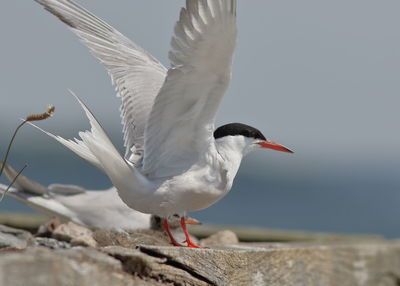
[184,217,202,225]
[257,141,294,153]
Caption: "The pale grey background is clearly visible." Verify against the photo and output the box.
[1,1,400,237]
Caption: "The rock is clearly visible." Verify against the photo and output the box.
[0,224,33,249]
[102,246,160,276]
[52,222,97,247]
[1,225,400,285]
[94,229,172,248]
[189,224,383,243]
[94,228,200,248]
[200,230,239,247]
[0,247,157,286]
[138,241,400,286]
[102,246,210,286]
[1,215,400,285]
[33,237,71,249]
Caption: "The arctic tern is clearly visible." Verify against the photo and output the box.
[33,0,293,247]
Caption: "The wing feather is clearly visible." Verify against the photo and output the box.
[35,0,167,162]
[142,0,237,177]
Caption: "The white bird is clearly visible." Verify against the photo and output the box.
[33,0,293,247]
[0,162,199,232]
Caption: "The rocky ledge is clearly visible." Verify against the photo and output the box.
[1,218,400,286]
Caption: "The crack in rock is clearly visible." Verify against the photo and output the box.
[139,246,216,286]
[381,272,400,286]
[102,246,213,286]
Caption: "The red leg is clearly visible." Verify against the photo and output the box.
[180,217,202,248]
[162,219,184,247]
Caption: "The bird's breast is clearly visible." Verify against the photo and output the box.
[158,162,233,214]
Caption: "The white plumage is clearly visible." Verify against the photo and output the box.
[33,0,292,247]
[0,163,150,231]
[33,0,237,217]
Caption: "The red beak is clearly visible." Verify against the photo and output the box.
[257,141,294,153]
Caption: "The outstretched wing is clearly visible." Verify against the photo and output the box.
[35,0,167,163]
[142,0,237,178]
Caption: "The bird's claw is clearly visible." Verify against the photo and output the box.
[187,243,202,248]
[183,239,202,248]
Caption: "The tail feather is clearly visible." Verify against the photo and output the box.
[27,122,105,172]
[28,90,126,173]
[69,91,133,178]
[28,91,144,213]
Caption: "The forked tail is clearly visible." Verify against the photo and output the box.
[29,91,138,192]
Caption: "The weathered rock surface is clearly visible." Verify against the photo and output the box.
[190,224,383,242]
[0,224,33,249]
[94,227,199,248]
[94,229,171,248]
[52,221,97,247]
[1,218,400,286]
[137,242,400,286]
[33,237,71,249]
[200,230,239,247]
[1,239,400,286]
[0,247,157,286]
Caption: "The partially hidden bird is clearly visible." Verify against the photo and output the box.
[0,162,199,233]
[33,0,293,248]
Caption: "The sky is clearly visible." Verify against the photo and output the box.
[1,1,400,158]
[1,1,400,237]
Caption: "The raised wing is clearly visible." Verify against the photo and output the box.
[142,0,237,178]
[35,0,167,163]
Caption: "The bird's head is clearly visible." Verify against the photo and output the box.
[213,123,293,157]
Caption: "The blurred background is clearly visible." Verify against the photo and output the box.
[1,0,400,237]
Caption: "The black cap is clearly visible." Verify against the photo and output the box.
[214,123,266,141]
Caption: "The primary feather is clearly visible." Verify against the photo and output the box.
[35,0,167,164]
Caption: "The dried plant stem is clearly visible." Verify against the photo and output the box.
[0,164,27,202]
[0,105,55,202]
[0,120,27,179]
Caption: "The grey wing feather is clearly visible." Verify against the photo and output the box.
[1,162,86,195]
[48,184,86,195]
[35,0,167,162]
[1,161,48,195]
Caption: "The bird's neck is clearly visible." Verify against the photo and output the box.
[214,136,249,179]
